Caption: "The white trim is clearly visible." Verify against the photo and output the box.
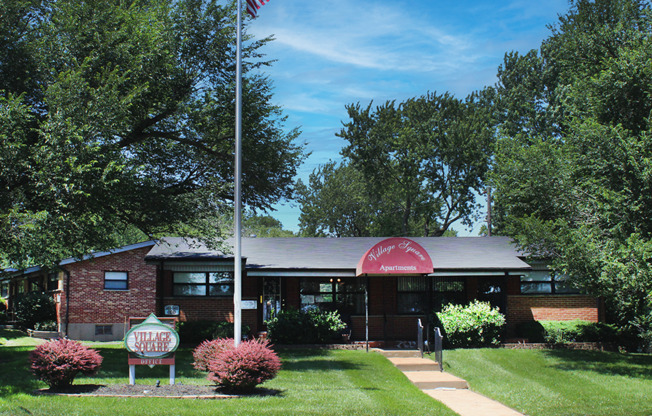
[429,271,514,277]
[59,241,157,266]
[247,270,356,278]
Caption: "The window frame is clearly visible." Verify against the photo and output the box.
[104,271,129,291]
[299,277,365,314]
[95,325,113,336]
[172,272,234,297]
[520,269,580,295]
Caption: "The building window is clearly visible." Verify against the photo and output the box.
[397,276,429,314]
[299,278,364,315]
[29,277,43,293]
[432,278,466,311]
[172,272,233,297]
[104,271,129,290]
[47,272,59,291]
[95,325,113,336]
[521,269,579,294]
[1,282,8,298]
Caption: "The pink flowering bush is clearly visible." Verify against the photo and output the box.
[192,338,235,372]
[207,339,281,392]
[30,338,103,389]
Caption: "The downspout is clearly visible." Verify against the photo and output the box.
[63,268,71,338]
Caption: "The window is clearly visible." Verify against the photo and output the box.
[95,325,113,336]
[432,278,466,311]
[1,282,8,298]
[521,269,580,294]
[104,271,128,290]
[299,278,364,315]
[47,272,59,291]
[397,276,429,314]
[29,277,43,293]
[172,272,233,297]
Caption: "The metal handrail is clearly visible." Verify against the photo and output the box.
[417,319,424,358]
[433,326,443,372]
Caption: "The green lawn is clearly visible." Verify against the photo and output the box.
[0,330,455,416]
[443,348,652,416]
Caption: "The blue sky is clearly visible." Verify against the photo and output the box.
[246,0,571,235]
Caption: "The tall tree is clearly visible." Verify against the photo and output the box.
[491,0,652,349]
[0,0,305,267]
[336,91,494,237]
[296,161,376,237]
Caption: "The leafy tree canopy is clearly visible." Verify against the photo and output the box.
[0,0,305,268]
[491,0,652,348]
[298,91,494,237]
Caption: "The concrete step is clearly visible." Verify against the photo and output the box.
[374,349,422,358]
[386,357,441,371]
[403,371,469,390]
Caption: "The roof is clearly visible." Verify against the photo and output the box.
[1,240,157,278]
[146,236,531,272]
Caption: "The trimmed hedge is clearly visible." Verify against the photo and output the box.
[192,338,234,372]
[516,320,620,344]
[266,308,346,344]
[14,293,56,329]
[30,339,103,389]
[436,301,506,348]
[205,339,281,392]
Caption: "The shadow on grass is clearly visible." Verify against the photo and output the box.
[542,349,652,380]
[0,329,28,340]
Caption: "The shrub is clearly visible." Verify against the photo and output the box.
[192,338,235,372]
[30,338,103,389]
[266,308,346,344]
[516,320,620,344]
[306,309,346,344]
[207,339,281,393]
[34,321,58,331]
[436,301,506,348]
[14,293,56,329]
[178,320,250,346]
[540,320,619,344]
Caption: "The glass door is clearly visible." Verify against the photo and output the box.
[262,277,281,323]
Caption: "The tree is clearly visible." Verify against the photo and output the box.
[0,0,305,268]
[491,0,652,349]
[296,161,376,237]
[329,90,494,237]
[242,212,296,238]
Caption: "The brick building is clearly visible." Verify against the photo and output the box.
[0,236,601,342]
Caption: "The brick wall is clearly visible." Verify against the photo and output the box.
[160,270,259,332]
[507,295,600,325]
[63,247,157,326]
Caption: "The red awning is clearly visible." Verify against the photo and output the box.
[356,238,434,276]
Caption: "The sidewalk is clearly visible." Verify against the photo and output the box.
[377,350,524,416]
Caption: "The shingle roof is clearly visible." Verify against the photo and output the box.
[145,236,530,271]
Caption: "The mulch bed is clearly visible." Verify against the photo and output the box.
[34,384,279,399]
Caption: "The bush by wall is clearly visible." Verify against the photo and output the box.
[436,301,506,348]
[192,338,235,372]
[14,293,56,329]
[178,320,250,346]
[266,308,346,344]
[206,339,281,392]
[516,320,620,344]
[30,338,103,389]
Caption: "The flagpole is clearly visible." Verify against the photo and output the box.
[234,0,243,347]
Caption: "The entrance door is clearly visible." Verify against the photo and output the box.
[262,277,282,323]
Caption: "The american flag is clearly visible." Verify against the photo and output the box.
[246,0,268,18]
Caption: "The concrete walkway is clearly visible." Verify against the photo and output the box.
[377,349,524,416]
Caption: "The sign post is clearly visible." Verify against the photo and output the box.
[124,314,180,385]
